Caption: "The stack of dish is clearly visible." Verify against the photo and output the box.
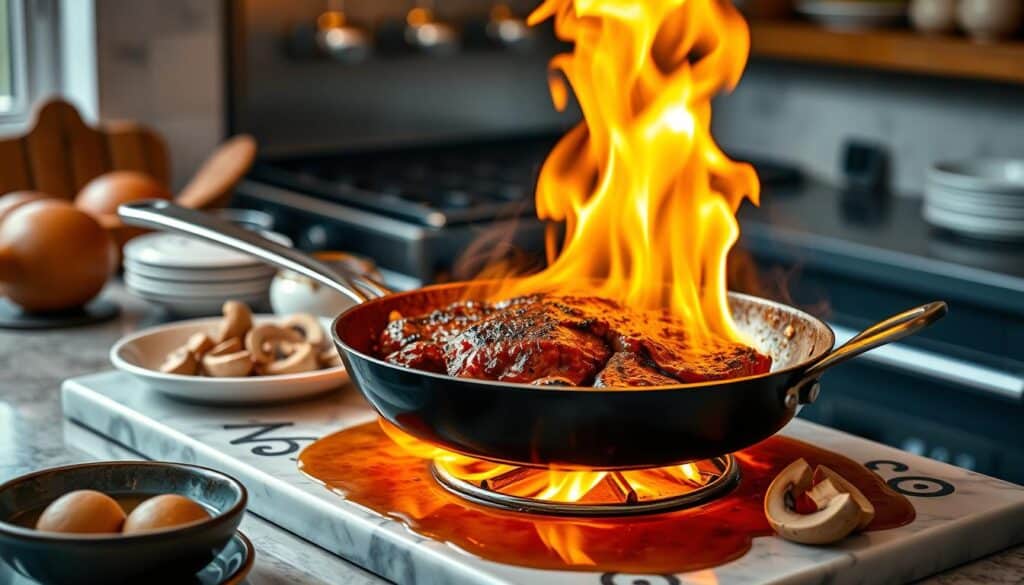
[796,1,907,30]
[123,232,290,316]
[924,159,1024,242]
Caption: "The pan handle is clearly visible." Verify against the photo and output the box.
[791,301,948,405]
[118,199,392,305]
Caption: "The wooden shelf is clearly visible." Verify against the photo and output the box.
[749,21,1024,85]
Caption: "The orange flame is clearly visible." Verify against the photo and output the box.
[489,0,758,342]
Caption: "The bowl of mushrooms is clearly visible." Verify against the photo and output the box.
[110,301,349,404]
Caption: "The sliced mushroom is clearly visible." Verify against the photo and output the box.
[814,465,875,530]
[245,324,302,364]
[318,347,343,368]
[280,313,325,349]
[160,349,198,375]
[202,350,254,377]
[764,458,862,545]
[216,301,253,342]
[266,342,318,375]
[209,337,243,356]
[184,332,215,358]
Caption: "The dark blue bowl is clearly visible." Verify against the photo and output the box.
[0,461,246,585]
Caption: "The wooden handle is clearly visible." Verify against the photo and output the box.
[0,246,18,283]
[175,135,257,210]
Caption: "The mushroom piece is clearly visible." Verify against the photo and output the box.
[318,347,343,368]
[764,458,862,545]
[245,324,302,364]
[202,350,254,377]
[814,465,876,530]
[160,349,198,375]
[266,342,318,375]
[216,301,253,342]
[209,337,243,356]
[280,313,325,349]
[184,332,215,358]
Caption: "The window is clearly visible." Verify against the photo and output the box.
[0,0,60,127]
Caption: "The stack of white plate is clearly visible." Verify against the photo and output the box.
[924,159,1024,242]
[123,232,291,316]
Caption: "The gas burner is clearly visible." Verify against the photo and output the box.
[430,455,740,517]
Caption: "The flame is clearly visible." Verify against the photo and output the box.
[488,0,758,342]
[380,419,712,505]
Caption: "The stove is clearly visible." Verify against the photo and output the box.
[62,370,1024,584]
[232,134,801,282]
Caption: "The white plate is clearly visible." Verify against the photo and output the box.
[923,204,1024,241]
[127,287,269,317]
[110,315,349,404]
[123,259,276,282]
[925,183,1024,211]
[796,0,906,30]
[125,271,272,298]
[124,231,292,270]
[925,187,1024,219]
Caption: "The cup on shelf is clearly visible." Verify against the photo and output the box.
[957,0,1024,43]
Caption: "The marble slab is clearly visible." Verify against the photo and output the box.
[62,371,1024,585]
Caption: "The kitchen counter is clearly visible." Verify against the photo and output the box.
[1,283,1021,584]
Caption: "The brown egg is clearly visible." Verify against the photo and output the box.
[35,490,126,534]
[0,199,114,311]
[75,171,172,250]
[0,191,51,225]
[122,494,211,534]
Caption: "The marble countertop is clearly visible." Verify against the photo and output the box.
[1,283,1021,585]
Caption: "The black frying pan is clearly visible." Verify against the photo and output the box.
[120,200,947,470]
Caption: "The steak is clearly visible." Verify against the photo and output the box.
[379,294,771,387]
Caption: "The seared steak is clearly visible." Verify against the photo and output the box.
[379,294,771,387]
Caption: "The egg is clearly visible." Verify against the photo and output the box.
[75,170,172,251]
[0,191,51,226]
[35,490,126,534]
[122,494,211,534]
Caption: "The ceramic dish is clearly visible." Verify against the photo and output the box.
[0,461,246,585]
[124,231,292,270]
[923,204,1024,241]
[110,315,349,404]
[124,271,272,298]
[123,259,276,282]
[929,159,1024,194]
[796,0,906,29]
[925,183,1024,211]
[126,288,270,318]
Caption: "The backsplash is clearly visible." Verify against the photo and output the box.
[713,61,1024,197]
[95,0,224,190]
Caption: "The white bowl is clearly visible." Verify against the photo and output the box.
[110,315,349,404]
[929,159,1024,194]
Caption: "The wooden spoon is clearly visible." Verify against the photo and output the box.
[175,134,257,210]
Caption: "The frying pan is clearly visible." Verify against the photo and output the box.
[119,200,947,470]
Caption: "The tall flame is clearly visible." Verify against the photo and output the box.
[494,0,758,341]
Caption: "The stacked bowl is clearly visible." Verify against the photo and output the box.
[124,232,290,316]
[924,159,1024,242]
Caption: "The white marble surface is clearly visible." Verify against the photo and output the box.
[62,369,1024,585]
[1,284,1022,584]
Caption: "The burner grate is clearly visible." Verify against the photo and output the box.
[430,455,740,517]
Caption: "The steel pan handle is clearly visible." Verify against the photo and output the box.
[118,199,392,304]
[793,301,948,404]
